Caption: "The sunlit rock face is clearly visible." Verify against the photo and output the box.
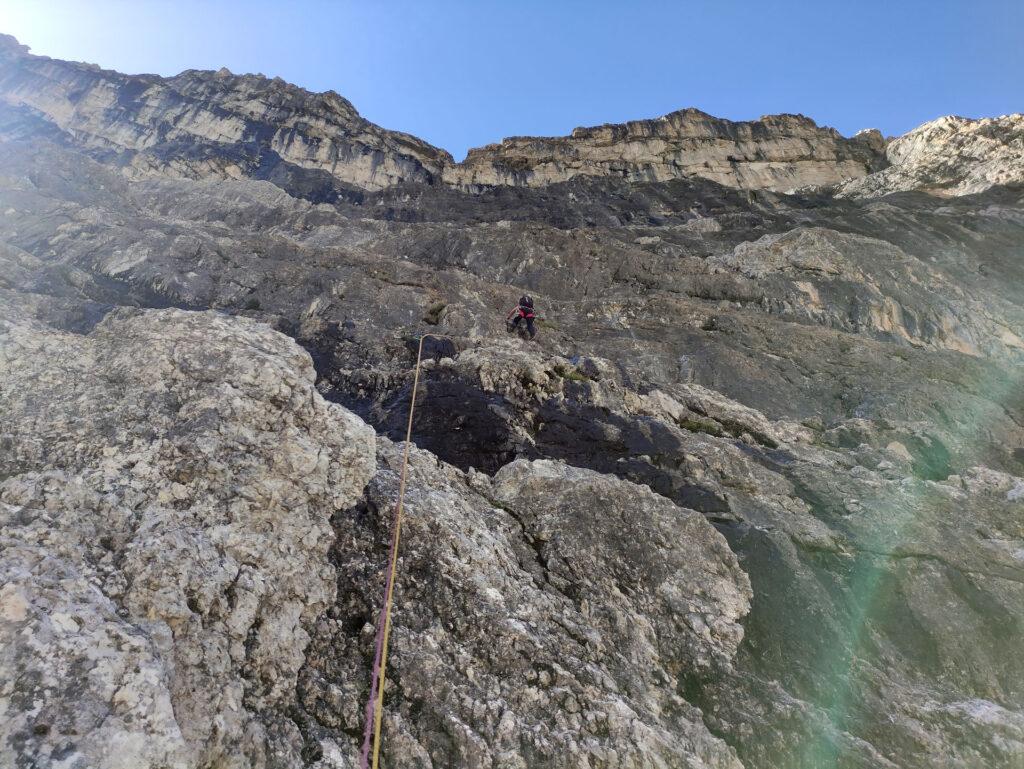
[444,109,887,192]
[2,34,1024,769]
[0,34,885,198]
[839,113,1024,197]
[0,33,452,195]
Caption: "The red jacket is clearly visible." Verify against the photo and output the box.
[507,303,536,319]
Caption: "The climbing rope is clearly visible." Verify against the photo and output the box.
[359,333,438,769]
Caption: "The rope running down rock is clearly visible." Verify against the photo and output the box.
[360,333,439,769]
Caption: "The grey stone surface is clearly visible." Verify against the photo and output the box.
[2,35,1024,768]
[301,443,750,768]
[0,307,376,768]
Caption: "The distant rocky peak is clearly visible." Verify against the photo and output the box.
[447,108,889,192]
[164,66,364,126]
[850,127,887,152]
[838,112,1024,197]
[0,33,1018,200]
[0,33,28,56]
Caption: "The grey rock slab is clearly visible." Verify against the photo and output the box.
[301,442,749,768]
[0,307,376,768]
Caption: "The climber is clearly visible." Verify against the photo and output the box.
[506,294,537,339]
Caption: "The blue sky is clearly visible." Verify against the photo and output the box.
[2,0,1021,160]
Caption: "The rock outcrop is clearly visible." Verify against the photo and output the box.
[388,342,1024,767]
[0,306,376,768]
[707,226,1024,357]
[0,33,451,195]
[0,301,758,769]
[3,35,1024,769]
[302,443,751,767]
[838,113,1024,197]
[444,109,887,192]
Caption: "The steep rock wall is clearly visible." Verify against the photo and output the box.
[0,35,887,197]
[445,109,887,192]
[0,34,451,193]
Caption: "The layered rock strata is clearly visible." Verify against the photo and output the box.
[0,34,451,194]
[0,35,887,197]
[444,109,887,191]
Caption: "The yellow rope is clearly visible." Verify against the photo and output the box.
[369,333,432,769]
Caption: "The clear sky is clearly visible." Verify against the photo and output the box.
[1,0,1021,160]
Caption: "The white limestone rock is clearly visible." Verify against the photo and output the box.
[839,114,1024,197]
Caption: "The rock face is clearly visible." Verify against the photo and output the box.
[2,35,1024,769]
[838,114,1024,197]
[0,306,376,768]
[707,226,1024,357]
[0,35,885,198]
[4,32,1018,204]
[0,33,451,195]
[445,109,887,192]
[301,443,750,767]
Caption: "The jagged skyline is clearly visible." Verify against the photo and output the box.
[2,0,1021,159]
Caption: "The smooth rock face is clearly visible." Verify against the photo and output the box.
[707,226,1024,357]
[3,34,1024,769]
[0,306,376,768]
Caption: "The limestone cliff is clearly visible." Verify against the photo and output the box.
[0,34,887,197]
[6,33,1019,202]
[838,113,1024,197]
[444,108,887,192]
[0,33,451,194]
